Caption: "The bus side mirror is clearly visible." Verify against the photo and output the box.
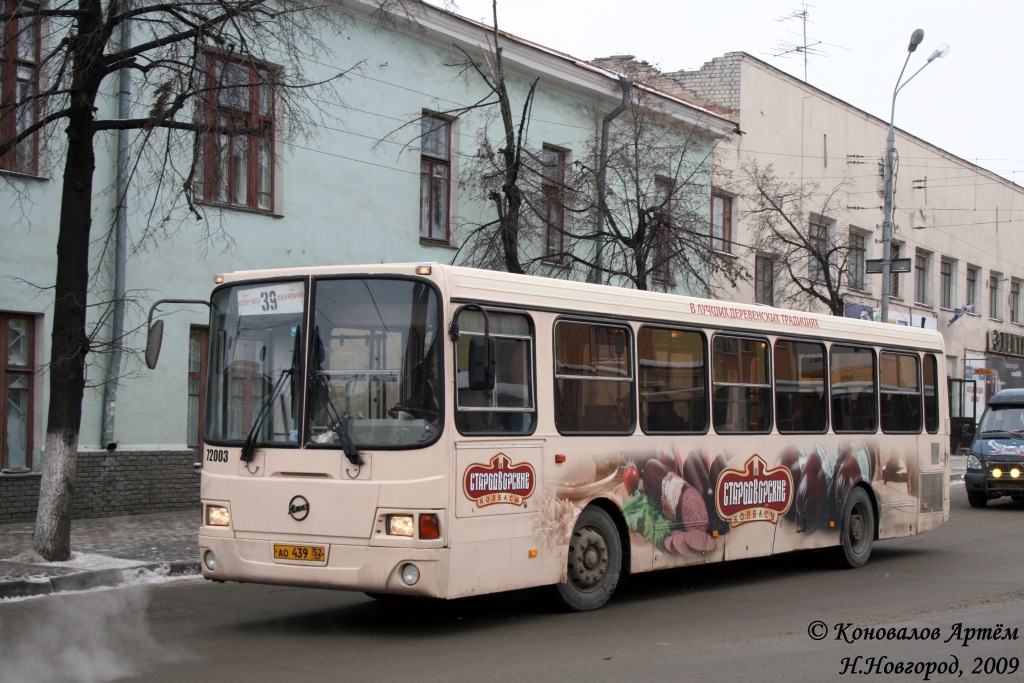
[145,319,164,369]
[143,298,210,370]
[468,337,495,391]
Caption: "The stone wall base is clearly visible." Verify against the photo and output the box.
[0,450,199,524]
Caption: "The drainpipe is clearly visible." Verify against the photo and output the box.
[101,2,132,451]
[591,75,631,284]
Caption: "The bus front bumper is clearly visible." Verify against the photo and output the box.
[198,533,449,597]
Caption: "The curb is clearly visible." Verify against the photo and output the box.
[0,560,201,600]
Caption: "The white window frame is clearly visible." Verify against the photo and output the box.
[940,258,956,310]
[914,249,932,307]
[990,272,1003,321]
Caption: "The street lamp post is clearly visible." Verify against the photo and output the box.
[879,30,949,324]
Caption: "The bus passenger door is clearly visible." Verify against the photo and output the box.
[451,440,553,595]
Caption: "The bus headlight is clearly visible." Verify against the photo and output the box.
[401,563,420,586]
[387,514,415,537]
[206,505,230,527]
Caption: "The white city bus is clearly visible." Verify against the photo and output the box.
[181,263,948,611]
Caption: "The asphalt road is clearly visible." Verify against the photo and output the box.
[2,484,1022,683]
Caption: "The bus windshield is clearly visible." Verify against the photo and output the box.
[206,280,306,446]
[306,277,441,448]
[205,276,442,450]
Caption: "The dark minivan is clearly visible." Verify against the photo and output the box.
[965,389,1024,507]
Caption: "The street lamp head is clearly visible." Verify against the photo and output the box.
[908,29,925,52]
[927,43,951,62]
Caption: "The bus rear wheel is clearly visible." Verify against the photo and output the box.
[832,487,874,569]
[555,506,622,612]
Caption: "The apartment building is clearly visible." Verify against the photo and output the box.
[667,52,1024,428]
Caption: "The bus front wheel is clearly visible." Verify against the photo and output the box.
[555,506,622,612]
[832,487,874,569]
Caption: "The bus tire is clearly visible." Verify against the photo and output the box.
[555,506,622,612]
[832,487,874,569]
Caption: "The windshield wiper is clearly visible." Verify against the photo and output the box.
[313,373,363,466]
[241,368,292,463]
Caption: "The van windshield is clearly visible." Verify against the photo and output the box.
[978,405,1024,437]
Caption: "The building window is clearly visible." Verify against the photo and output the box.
[755,254,774,306]
[652,176,673,282]
[420,113,451,242]
[711,192,732,253]
[194,53,276,212]
[889,242,902,299]
[990,272,1003,320]
[1011,279,1021,325]
[940,258,955,310]
[1,1,41,175]
[808,216,830,283]
[541,145,566,262]
[188,327,208,454]
[966,265,979,311]
[914,249,931,306]
[1,313,34,471]
[847,230,866,290]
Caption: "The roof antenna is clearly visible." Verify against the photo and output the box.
[767,3,831,83]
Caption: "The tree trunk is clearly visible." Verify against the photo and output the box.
[501,184,524,275]
[33,109,97,561]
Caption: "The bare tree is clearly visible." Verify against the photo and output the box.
[0,0,414,561]
[439,0,540,275]
[743,161,855,315]
[566,78,744,293]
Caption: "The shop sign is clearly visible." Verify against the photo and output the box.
[988,330,1024,358]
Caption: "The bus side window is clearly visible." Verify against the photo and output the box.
[638,325,707,434]
[554,320,634,434]
[712,335,771,434]
[774,339,826,434]
[923,354,940,434]
[831,345,877,434]
[454,309,536,435]
[880,351,921,433]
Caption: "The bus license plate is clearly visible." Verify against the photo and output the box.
[273,544,326,562]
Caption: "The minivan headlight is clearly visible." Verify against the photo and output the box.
[966,455,983,471]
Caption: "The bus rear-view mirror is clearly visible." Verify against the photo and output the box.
[468,337,495,391]
[145,319,164,369]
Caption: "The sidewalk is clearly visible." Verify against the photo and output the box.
[0,509,201,600]
[0,457,969,601]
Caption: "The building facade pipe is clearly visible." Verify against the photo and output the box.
[591,76,632,284]
[101,3,132,450]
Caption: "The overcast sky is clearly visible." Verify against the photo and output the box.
[427,0,1021,184]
